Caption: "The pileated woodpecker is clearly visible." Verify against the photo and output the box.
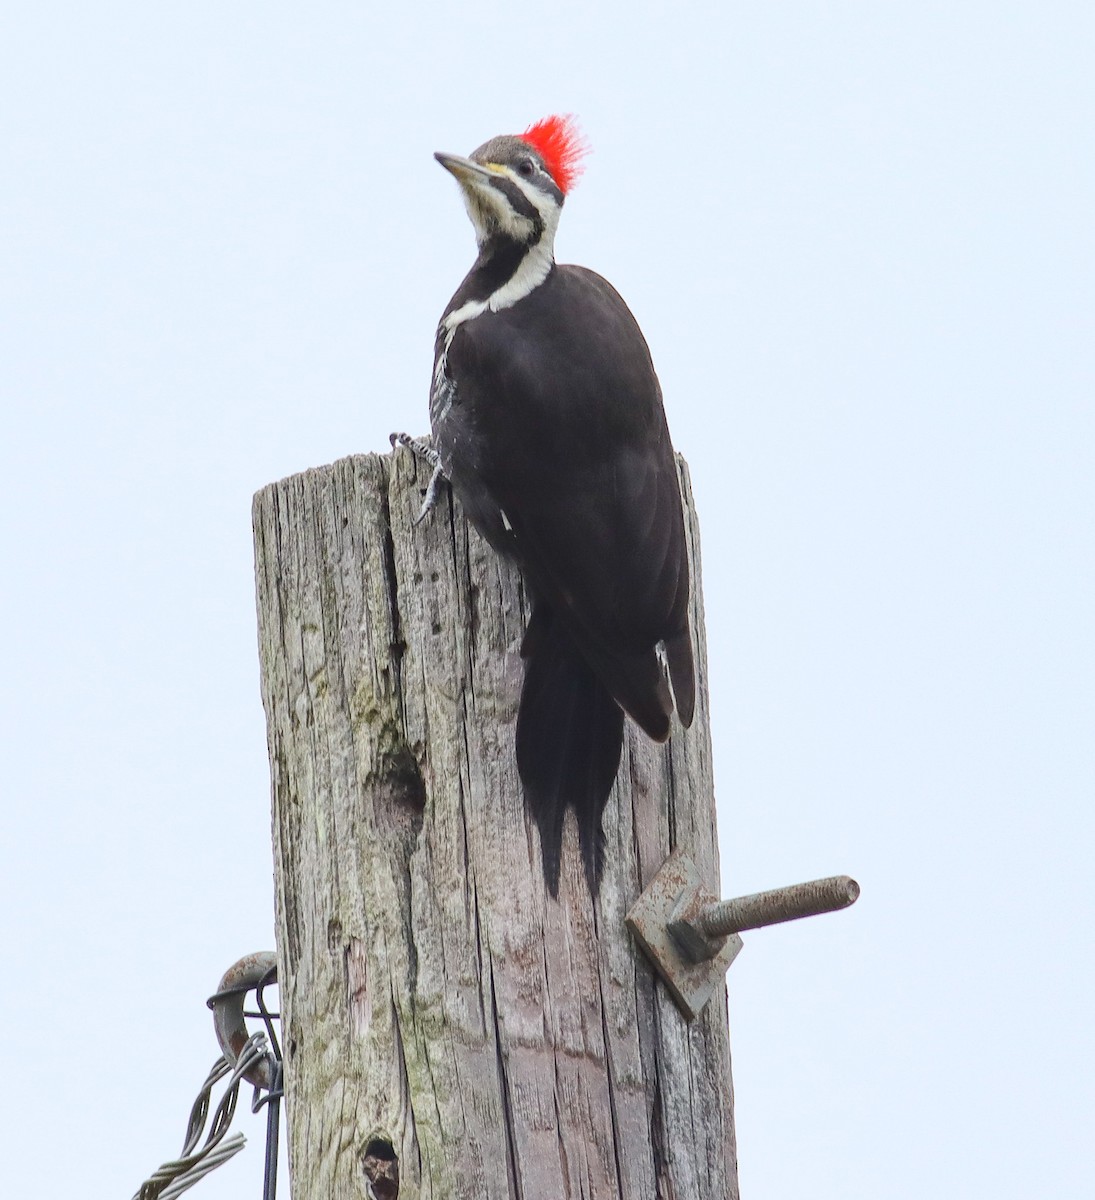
[406,115,694,894]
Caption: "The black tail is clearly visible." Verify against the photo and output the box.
[516,604,625,896]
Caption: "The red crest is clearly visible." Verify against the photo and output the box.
[519,114,589,194]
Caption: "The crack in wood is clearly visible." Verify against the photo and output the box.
[489,961,522,1199]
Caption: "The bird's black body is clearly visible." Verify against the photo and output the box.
[426,123,694,893]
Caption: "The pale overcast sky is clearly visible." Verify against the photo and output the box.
[2,3,1092,1197]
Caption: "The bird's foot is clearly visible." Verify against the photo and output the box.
[413,463,447,524]
[390,432,447,525]
[390,431,440,468]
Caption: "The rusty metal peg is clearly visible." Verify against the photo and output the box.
[627,850,860,1020]
[669,874,861,963]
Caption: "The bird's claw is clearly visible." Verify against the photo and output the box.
[414,463,446,524]
[390,432,447,524]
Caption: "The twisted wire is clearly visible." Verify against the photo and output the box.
[133,1034,273,1200]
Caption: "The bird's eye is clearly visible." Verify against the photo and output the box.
[517,159,536,177]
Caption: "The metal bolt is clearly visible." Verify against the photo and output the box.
[628,851,862,1019]
[669,875,860,963]
[701,874,860,937]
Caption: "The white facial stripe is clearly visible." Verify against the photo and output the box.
[461,171,536,245]
[500,166,561,226]
[461,161,563,245]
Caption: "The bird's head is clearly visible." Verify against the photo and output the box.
[436,115,589,252]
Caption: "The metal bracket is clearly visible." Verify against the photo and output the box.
[626,849,860,1020]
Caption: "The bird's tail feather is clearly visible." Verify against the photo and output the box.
[516,606,625,895]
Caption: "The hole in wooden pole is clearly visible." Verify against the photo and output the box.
[362,1138,399,1198]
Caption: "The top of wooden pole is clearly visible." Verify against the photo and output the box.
[252,448,737,1199]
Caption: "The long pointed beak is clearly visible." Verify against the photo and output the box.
[434,152,494,185]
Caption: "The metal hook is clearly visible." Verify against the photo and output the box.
[207,951,279,1090]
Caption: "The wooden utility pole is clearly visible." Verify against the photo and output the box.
[253,448,738,1199]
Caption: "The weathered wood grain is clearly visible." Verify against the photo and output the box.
[253,448,738,1199]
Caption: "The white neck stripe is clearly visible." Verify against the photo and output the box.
[442,239,554,335]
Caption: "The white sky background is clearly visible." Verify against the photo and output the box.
[2,2,1092,1196]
